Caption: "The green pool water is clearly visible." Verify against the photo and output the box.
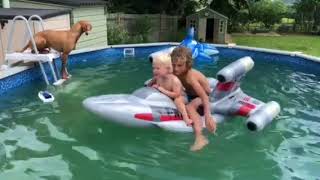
[0,56,319,180]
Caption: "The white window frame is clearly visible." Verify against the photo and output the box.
[219,20,224,33]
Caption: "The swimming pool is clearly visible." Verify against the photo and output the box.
[0,45,319,179]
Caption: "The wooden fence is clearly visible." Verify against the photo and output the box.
[107,13,179,42]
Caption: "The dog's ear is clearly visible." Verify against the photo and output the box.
[81,23,87,32]
[82,22,92,35]
[81,22,92,32]
[86,23,92,31]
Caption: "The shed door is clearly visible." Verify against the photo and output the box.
[205,18,214,42]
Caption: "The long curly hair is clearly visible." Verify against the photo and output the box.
[170,46,193,69]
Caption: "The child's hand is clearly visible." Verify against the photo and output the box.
[184,118,193,127]
[157,86,165,93]
[152,84,159,89]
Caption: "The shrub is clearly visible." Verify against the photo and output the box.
[128,35,144,44]
[130,17,152,43]
[229,25,246,33]
[251,28,270,34]
[107,23,130,45]
[277,24,293,33]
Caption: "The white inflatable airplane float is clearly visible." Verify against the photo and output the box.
[83,56,280,133]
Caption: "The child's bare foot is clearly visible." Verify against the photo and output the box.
[190,136,208,151]
[205,116,216,133]
[62,71,72,80]
[62,74,69,80]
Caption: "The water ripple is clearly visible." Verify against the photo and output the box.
[38,117,76,142]
[0,155,72,180]
[0,125,50,156]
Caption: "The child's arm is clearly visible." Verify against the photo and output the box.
[157,78,182,99]
[190,79,211,119]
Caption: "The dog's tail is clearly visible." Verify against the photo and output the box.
[19,42,30,53]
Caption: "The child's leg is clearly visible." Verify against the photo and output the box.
[186,98,208,151]
[174,96,192,126]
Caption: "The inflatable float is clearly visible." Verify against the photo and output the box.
[149,27,219,63]
[83,56,281,132]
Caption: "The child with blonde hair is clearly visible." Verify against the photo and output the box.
[148,52,192,126]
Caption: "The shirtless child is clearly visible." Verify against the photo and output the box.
[148,53,192,126]
[171,46,216,151]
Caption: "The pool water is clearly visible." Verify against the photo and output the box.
[0,54,319,180]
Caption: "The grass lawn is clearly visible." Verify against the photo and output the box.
[232,34,320,57]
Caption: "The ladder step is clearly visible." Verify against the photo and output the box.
[5,52,60,63]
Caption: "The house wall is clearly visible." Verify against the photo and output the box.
[11,1,108,49]
[214,19,220,43]
[11,1,70,9]
[0,14,70,66]
[72,6,108,48]
[198,18,206,41]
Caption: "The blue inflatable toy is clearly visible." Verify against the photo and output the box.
[149,27,219,62]
[181,27,219,61]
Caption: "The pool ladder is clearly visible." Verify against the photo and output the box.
[4,15,59,85]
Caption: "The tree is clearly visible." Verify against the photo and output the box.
[250,0,287,29]
[106,0,203,15]
[208,0,257,32]
[293,0,320,32]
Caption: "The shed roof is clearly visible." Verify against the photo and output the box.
[187,7,228,20]
[23,0,107,6]
[0,8,70,20]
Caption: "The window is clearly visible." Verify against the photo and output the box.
[219,20,224,33]
[189,19,196,32]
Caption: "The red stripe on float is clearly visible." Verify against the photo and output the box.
[237,102,256,116]
[237,106,252,116]
[160,115,182,121]
[134,113,154,121]
[242,102,256,109]
[217,82,235,91]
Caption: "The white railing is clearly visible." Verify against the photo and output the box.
[5,15,59,85]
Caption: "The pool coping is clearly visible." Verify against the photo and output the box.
[217,43,320,63]
[1,42,320,81]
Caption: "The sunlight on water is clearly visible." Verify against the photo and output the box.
[0,54,319,179]
[0,125,50,154]
[38,117,76,142]
[0,155,72,180]
[72,146,100,161]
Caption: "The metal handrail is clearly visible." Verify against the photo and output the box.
[5,15,50,85]
[6,16,38,54]
[20,15,45,46]
[27,15,58,82]
[28,14,45,31]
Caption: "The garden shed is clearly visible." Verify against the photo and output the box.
[186,7,228,43]
[10,0,108,48]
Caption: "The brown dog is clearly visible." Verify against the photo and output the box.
[20,20,92,80]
